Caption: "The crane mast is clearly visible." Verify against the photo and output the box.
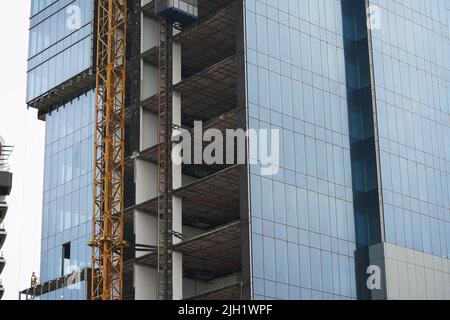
[91,0,127,300]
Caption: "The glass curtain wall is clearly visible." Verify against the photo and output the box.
[369,0,450,258]
[40,91,95,295]
[245,0,357,300]
[27,0,94,102]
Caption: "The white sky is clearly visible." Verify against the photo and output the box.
[0,1,45,300]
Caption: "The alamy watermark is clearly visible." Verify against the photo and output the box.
[367,4,382,31]
[172,122,280,176]
[66,5,82,31]
[366,265,382,290]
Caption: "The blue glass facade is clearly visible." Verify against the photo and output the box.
[27,0,94,102]
[245,0,450,300]
[26,0,95,301]
[34,281,88,300]
[31,0,59,15]
[40,91,94,287]
[369,0,450,258]
[245,0,357,300]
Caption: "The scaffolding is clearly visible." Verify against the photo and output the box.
[90,0,127,300]
[157,16,174,301]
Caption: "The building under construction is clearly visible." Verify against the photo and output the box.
[22,0,450,300]
[22,0,249,300]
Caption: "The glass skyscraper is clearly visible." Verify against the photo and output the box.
[246,0,357,300]
[245,0,450,300]
[26,0,95,300]
[25,0,450,300]
[364,0,450,299]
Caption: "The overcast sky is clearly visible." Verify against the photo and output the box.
[0,1,45,300]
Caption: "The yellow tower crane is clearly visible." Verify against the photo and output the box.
[90,0,127,300]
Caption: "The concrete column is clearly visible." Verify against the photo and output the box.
[172,84,183,300]
[135,265,158,300]
[134,10,160,300]
[172,38,183,300]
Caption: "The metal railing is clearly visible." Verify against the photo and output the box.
[0,145,13,171]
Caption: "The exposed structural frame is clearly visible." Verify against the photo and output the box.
[90,0,127,300]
